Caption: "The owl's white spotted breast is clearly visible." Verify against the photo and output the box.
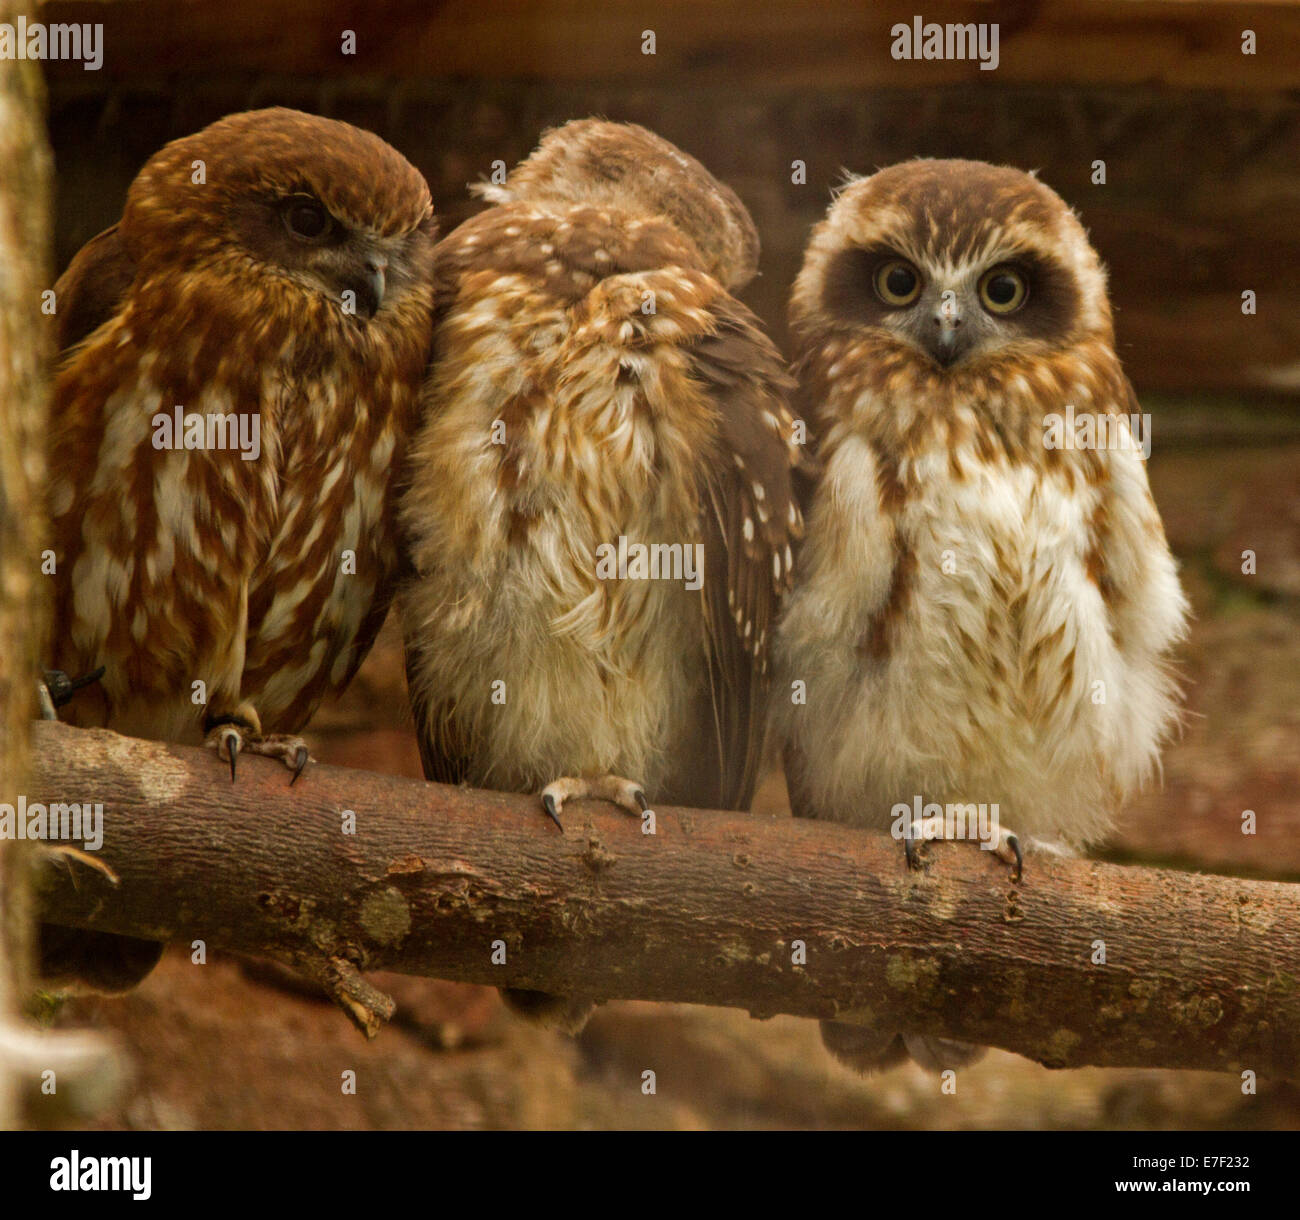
[777,420,1184,847]
[54,301,424,741]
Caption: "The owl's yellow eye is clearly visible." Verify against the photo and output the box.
[978,266,1028,314]
[874,259,921,307]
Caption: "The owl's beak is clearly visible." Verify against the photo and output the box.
[338,255,387,320]
[930,294,963,367]
[355,256,387,319]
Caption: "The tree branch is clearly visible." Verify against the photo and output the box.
[27,720,1300,1076]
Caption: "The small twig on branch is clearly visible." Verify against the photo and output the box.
[300,955,397,1038]
[27,720,1300,1077]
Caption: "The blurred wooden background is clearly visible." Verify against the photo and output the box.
[41,0,1300,397]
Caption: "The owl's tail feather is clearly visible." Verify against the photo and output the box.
[819,1019,986,1073]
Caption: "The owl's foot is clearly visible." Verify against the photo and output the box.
[37,665,105,719]
[901,1033,988,1072]
[902,816,1022,881]
[819,1021,987,1075]
[901,813,944,870]
[539,774,649,830]
[204,711,312,784]
[988,827,1024,881]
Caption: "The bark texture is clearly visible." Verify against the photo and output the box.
[29,720,1300,1077]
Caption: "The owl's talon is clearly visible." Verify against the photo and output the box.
[205,713,255,781]
[902,815,941,870]
[900,816,1022,877]
[539,774,649,825]
[41,665,106,711]
[999,832,1024,882]
[222,727,241,782]
[205,719,312,784]
[245,734,315,782]
[38,665,106,720]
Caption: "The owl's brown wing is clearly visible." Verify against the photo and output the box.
[46,225,138,699]
[53,224,137,354]
[41,230,157,991]
[689,296,803,810]
[1094,372,1190,659]
[787,347,826,528]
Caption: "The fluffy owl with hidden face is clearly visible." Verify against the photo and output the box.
[399,119,803,1032]
[773,159,1189,1072]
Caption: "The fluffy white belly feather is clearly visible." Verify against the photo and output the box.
[779,435,1178,846]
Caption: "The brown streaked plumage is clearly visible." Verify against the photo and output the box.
[399,119,804,1031]
[774,159,1189,1072]
[44,108,436,991]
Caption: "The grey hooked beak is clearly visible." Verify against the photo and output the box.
[343,254,382,318]
[352,256,388,319]
[931,292,963,366]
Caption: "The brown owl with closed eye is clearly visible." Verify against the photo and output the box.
[774,159,1188,1072]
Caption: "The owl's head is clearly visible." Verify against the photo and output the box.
[122,107,435,321]
[791,159,1111,369]
[477,118,760,290]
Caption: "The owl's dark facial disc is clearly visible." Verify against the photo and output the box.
[822,242,1080,369]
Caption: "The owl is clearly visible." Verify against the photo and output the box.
[773,159,1189,1071]
[42,107,436,991]
[399,119,803,1031]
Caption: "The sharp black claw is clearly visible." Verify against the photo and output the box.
[69,665,106,694]
[42,664,106,709]
[634,789,649,813]
[542,793,563,830]
[1008,835,1023,882]
[290,745,309,785]
[224,730,240,782]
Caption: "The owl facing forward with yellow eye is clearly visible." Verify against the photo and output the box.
[774,159,1189,1072]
